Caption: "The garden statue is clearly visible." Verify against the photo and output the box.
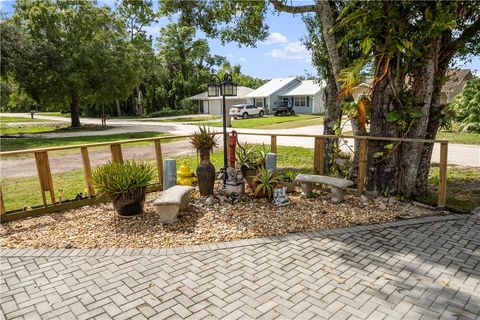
[225,166,245,195]
[273,186,290,206]
[176,162,197,186]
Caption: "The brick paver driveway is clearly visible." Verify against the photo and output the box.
[1,213,479,320]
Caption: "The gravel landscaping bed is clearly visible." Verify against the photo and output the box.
[0,186,443,249]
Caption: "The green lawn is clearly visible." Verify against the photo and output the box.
[0,123,109,136]
[416,165,480,213]
[436,131,480,145]
[153,115,221,123]
[207,115,323,129]
[0,116,51,123]
[0,131,168,152]
[36,112,71,118]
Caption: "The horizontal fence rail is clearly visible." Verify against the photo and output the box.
[0,133,448,222]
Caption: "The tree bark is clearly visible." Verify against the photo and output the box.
[70,93,81,127]
[115,99,122,117]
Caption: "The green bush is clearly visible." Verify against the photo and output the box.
[92,160,154,196]
[449,78,480,133]
[148,108,192,118]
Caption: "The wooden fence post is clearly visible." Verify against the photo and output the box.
[80,147,95,197]
[271,135,277,154]
[438,142,448,207]
[357,139,368,194]
[0,186,5,216]
[34,151,55,206]
[110,144,123,163]
[154,139,163,188]
[314,137,325,174]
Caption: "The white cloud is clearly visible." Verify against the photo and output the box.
[239,57,247,62]
[265,32,288,44]
[266,41,310,62]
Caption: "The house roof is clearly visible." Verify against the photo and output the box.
[189,86,254,100]
[279,80,324,96]
[245,77,298,98]
[443,69,472,94]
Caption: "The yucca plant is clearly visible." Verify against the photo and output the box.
[254,166,279,198]
[190,125,219,196]
[92,160,154,216]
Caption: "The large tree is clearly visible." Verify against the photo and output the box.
[160,0,480,199]
[7,0,143,127]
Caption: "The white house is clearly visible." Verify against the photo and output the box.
[189,86,254,114]
[246,77,325,114]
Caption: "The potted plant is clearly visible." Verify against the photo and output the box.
[253,166,279,198]
[190,125,219,196]
[278,170,296,193]
[92,160,154,217]
[236,142,270,189]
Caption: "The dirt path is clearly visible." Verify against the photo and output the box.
[0,140,197,179]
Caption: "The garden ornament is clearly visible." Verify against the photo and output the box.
[273,186,290,207]
[176,161,197,186]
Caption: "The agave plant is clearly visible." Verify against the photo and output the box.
[278,170,296,182]
[254,166,279,198]
[189,125,219,155]
[236,142,270,169]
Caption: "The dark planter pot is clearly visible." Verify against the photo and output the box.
[197,151,215,196]
[281,181,295,193]
[112,188,146,217]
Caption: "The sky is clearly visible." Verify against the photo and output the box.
[1,0,479,79]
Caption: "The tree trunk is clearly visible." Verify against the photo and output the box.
[70,93,81,127]
[322,64,342,173]
[115,99,122,117]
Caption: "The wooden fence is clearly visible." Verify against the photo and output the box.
[0,133,448,222]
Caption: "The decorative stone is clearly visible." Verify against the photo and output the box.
[266,153,276,172]
[273,187,290,207]
[360,195,369,203]
[163,159,177,190]
[378,203,387,210]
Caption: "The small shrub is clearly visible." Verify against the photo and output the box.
[92,160,154,196]
[254,166,279,198]
[148,108,192,118]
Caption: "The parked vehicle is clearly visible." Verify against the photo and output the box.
[272,100,295,116]
[229,104,265,119]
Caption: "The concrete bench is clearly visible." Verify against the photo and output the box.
[295,174,354,203]
[153,185,195,223]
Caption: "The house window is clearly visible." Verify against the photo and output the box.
[256,99,263,108]
[294,96,307,107]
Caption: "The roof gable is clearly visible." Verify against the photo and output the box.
[245,77,299,98]
[278,80,324,96]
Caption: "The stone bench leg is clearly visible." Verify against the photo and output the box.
[156,204,180,224]
[300,182,313,197]
[179,194,191,212]
[330,186,344,204]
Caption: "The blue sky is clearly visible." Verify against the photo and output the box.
[1,0,479,79]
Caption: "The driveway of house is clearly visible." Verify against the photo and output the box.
[1,213,479,319]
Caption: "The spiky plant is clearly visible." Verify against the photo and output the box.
[92,160,154,197]
[254,166,279,198]
[189,125,219,155]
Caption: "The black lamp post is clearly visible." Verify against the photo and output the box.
[208,73,237,185]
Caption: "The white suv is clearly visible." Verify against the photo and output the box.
[229,104,265,119]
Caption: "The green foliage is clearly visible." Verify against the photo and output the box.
[449,78,480,133]
[254,166,279,198]
[236,142,269,169]
[148,108,192,118]
[92,160,154,196]
[278,170,296,182]
[189,125,219,153]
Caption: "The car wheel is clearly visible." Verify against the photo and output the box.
[259,110,264,117]
[274,111,279,116]
[233,116,237,120]
[242,112,249,119]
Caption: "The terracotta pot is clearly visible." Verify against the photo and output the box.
[244,168,258,190]
[112,188,146,217]
[196,150,215,196]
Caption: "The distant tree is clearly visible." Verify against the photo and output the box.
[8,0,143,127]
[217,61,266,89]
[450,78,480,133]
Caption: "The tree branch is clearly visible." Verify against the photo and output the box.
[269,0,317,14]
[452,17,480,51]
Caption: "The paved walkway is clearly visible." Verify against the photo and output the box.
[1,213,479,319]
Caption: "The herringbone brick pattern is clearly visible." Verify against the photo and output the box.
[1,214,479,319]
